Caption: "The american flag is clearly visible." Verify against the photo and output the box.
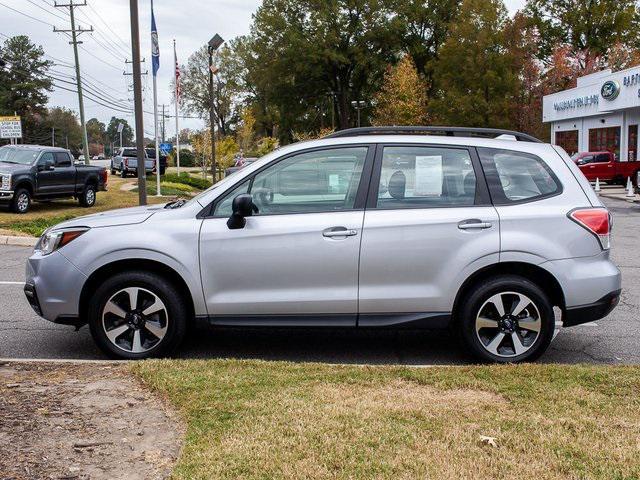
[174,41,181,105]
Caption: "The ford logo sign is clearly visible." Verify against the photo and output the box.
[601,80,620,100]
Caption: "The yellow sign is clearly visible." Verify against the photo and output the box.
[0,116,22,139]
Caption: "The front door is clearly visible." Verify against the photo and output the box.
[199,145,373,325]
[35,152,58,195]
[358,145,500,324]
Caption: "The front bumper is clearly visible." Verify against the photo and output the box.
[25,250,87,323]
[563,289,621,327]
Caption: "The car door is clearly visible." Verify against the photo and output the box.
[199,145,374,325]
[577,155,595,180]
[590,153,612,180]
[53,152,76,194]
[35,152,58,195]
[357,144,499,325]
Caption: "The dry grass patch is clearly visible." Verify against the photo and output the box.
[132,360,640,480]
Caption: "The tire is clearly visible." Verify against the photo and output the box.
[111,167,116,175]
[458,275,555,363]
[120,164,127,178]
[79,183,97,207]
[88,271,188,360]
[160,166,166,175]
[10,188,31,214]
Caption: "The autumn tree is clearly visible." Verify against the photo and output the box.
[372,56,428,126]
[428,0,518,128]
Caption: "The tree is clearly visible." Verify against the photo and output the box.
[46,107,82,152]
[180,44,242,136]
[86,118,106,145]
[0,35,53,143]
[372,56,428,126]
[106,117,133,147]
[389,0,461,92]
[428,0,518,128]
[526,0,640,70]
[237,107,255,153]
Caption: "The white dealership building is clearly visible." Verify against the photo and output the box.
[543,66,640,161]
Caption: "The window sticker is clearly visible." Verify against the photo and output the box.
[414,155,443,196]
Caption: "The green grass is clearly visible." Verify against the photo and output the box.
[132,360,640,480]
[0,213,77,236]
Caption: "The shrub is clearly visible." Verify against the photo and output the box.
[163,172,212,190]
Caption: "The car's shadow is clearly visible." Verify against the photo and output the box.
[179,326,470,365]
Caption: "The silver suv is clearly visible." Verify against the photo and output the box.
[24,127,621,362]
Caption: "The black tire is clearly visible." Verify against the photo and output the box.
[110,167,116,175]
[120,165,127,178]
[458,275,555,363]
[160,166,166,175]
[10,188,31,214]
[79,183,97,207]
[88,271,188,360]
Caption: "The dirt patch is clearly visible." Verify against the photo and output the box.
[0,362,183,480]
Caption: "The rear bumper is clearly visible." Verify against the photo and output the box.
[563,289,621,327]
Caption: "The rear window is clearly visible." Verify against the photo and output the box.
[478,148,561,204]
[122,149,138,157]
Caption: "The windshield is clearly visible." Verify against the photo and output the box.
[570,153,580,161]
[0,146,40,165]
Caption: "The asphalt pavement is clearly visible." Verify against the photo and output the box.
[1,194,639,364]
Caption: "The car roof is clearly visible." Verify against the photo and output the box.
[2,144,70,152]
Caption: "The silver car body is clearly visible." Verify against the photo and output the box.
[26,135,621,329]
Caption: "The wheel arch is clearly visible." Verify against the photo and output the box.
[14,178,34,195]
[452,261,566,322]
[79,258,195,324]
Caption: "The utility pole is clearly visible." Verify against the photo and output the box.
[54,0,92,164]
[128,0,147,205]
[52,127,55,147]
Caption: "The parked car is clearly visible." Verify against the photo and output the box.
[24,126,620,362]
[145,148,167,175]
[572,151,640,186]
[110,147,155,178]
[0,145,107,214]
[225,157,258,177]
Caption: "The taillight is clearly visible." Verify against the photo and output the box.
[100,169,107,184]
[569,208,610,250]
[124,159,129,167]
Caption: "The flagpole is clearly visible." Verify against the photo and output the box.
[151,0,161,196]
[174,39,180,175]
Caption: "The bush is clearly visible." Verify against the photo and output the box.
[170,149,195,167]
[163,172,212,190]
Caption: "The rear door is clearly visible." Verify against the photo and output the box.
[357,144,499,324]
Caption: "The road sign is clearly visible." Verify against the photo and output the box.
[0,116,22,139]
[159,142,172,155]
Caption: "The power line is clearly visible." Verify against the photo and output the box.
[86,1,130,53]
[0,1,55,27]
[25,0,68,22]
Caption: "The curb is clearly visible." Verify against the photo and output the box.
[0,235,37,247]
[0,358,122,364]
[599,192,639,203]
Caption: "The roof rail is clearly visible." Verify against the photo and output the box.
[324,126,543,143]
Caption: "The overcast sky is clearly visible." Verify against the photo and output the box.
[2,0,525,139]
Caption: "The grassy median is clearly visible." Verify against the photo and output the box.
[132,360,640,480]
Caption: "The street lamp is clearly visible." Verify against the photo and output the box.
[351,100,366,128]
[208,33,224,181]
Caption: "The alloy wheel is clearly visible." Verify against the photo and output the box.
[17,193,29,213]
[85,188,95,205]
[475,291,542,358]
[102,287,168,354]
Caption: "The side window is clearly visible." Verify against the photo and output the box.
[595,154,611,163]
[39,152,55,166]
[249,147,368,215]
[213,180,250,216]
[478,147,560,204]
[54,152,71,167]
[375,146,476,208]
[581,155,593,164]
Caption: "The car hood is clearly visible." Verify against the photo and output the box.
[53,204,165,230]
[0,162,30,175]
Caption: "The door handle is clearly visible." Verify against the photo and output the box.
[458,219,492,230]
[323,227,357,238]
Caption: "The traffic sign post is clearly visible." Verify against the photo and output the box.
[0,116,22,143]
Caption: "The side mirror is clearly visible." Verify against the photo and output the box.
[227,194,255,230]
[38,159,55,171]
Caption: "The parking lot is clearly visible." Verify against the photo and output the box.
[0,193,638,364]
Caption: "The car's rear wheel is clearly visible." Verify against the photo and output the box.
[88,271,187,359]
[120,164,127,178]
[11,188,31,214]
[459,275,554,363]
[79,183,96,207]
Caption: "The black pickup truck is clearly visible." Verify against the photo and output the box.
[0,145,107,214]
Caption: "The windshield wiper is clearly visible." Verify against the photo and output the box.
[164,199,187,209]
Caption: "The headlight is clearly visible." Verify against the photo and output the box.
[35,228,89,255]
[0,174,10,190]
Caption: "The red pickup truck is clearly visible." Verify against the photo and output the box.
[572,151,640,185]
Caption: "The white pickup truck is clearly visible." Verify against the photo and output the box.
[110,147,156,178]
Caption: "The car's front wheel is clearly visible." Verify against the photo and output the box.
[459,275,555,363]
[11,188,31,214]
[88,271,188,359]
